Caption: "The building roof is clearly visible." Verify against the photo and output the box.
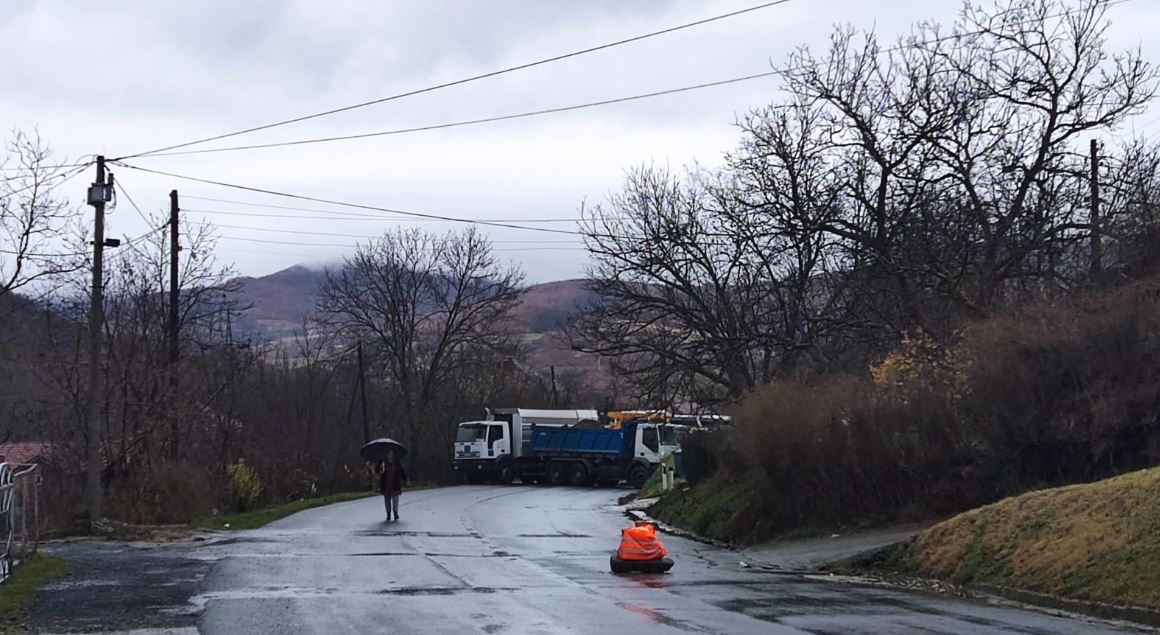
[0,442,54,465]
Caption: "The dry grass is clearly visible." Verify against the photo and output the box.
[904,467,1160,609]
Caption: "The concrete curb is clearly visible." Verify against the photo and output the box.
[972,583,1160,630]
[623,508,733,550]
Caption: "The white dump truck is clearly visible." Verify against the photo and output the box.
[452,408,596,484]
[451,408,685,486]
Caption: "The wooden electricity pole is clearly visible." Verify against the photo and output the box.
[85,156,112,524]
[1090,139,1103,280]
[357,342,370,444]
[168,190,181,458]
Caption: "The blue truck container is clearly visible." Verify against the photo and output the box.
[530,426,624,456]
[520,420,656,488]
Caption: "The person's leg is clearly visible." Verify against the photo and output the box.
[392,495,400,519]
[383,494,391,520]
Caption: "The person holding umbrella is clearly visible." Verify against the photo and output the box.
[361,438,409,522]
[379,448,408,522]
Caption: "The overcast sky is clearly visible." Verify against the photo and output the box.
[4,0,1158,283]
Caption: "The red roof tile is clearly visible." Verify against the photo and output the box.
[0,442,54,465]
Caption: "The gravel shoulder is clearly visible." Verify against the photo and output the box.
[27,538,215,634]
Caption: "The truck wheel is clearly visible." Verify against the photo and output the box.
[546,462,567,486]
[628,464,652,489]
[465,472,484,485]
[496,460,515,485]
[567,462,593,487]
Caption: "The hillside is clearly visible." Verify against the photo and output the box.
[230,266,595,341]
[893,467,1160,610]
[230,266,331,341]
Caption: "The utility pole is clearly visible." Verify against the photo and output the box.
[1090,139,1103,281]
[550,365,558,408]
[168,190,180,459]
[85,156,114,525]
[357,342,370,443]
[168,190,180,365]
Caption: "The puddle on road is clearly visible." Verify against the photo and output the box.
[618,602,706,632]
[44,579,119,590]
[379,586,519,597]
[347,551,508,558]
[354,530,474,538]
[636,578,668,590]
[190,584,523,604]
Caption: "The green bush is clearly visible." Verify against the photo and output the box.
[226,459,264,513]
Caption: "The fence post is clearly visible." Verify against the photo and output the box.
[21,478,28,559]
[32,470,39,554]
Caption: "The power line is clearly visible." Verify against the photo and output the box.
[184,196,600,222]
[117,2,1124,161]
[0,166,96,259]
[218,235,585,252]
[113,177,157,227]
[1,162,91,201]
[184,207,588,224]
[106,224,170,263]
[134,72,780,157]
[185,195,399,217]
[111,162,586,236]
[221,236,356,248]
[0,160,94,173]
[211,222,578,243]
[19,224,169,304]
[113,0,797,160]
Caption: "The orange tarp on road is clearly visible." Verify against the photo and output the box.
[617,522,669,561]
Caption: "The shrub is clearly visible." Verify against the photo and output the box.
[106,463,214,525]
[706,278,1160,542]
[679,429,721,485]
[226,459,264,513]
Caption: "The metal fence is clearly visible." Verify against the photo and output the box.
[0,463,40,583]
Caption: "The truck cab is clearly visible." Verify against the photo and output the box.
[453,421,510,462]
[630,422,688,464]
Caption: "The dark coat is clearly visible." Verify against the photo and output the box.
[379,461,408,495]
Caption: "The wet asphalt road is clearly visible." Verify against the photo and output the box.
[184,485,1142,634]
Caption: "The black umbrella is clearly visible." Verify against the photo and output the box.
[360,438,408,463]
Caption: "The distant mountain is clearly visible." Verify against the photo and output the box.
[228,265,595,342]
[508,279,596,333]
[230,265,330,341]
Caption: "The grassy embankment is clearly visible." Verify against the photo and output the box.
[648,474,760,544]
[0,555,66,632]
[883,467,1160,610]
[193,491,378,530]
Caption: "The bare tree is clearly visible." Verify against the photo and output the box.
[576,0,1158,405]
[32,214,242,509]
[0,132,80,303]
[574,165,842,407]
[776,0,1155,324]
[320,227,524,476]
